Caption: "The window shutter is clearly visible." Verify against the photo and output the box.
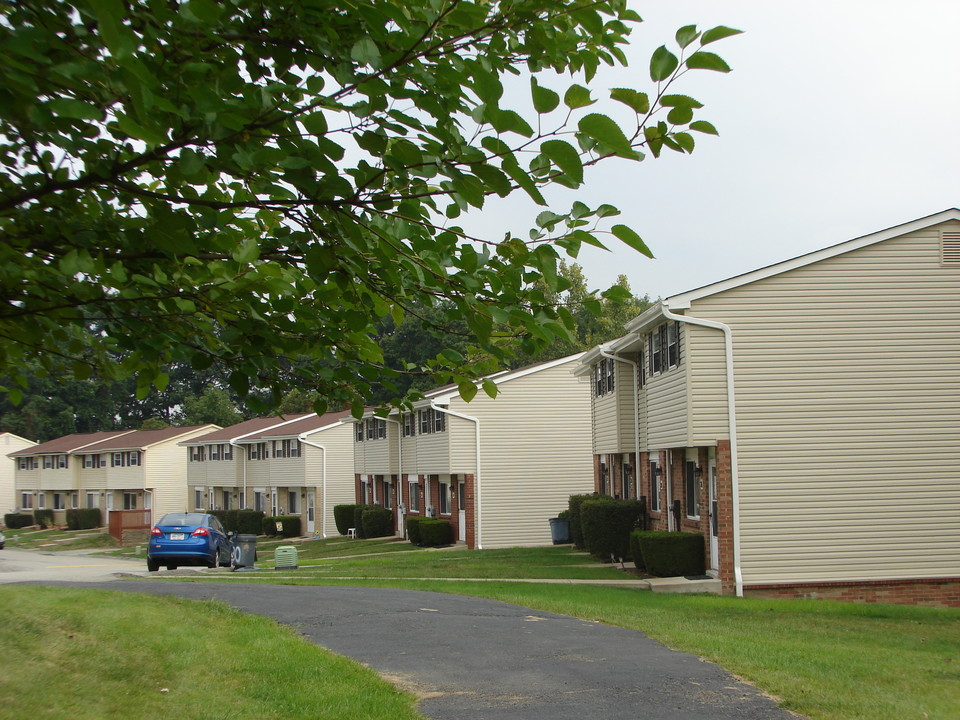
[942,230,960,264]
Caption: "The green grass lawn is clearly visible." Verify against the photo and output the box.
[3,526,119,551]
[0,586,423,720]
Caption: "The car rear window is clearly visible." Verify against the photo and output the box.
[159,513,206,526]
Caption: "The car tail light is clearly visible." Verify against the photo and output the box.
[150,527,162,536]
[192,527,209,536]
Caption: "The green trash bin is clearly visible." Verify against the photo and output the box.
[231,534,257,569]
[274,545,298,570]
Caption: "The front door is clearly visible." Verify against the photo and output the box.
[458,480,466,542]
[307,491,316,534]
[708,456,719,572]
[105,492,114,518]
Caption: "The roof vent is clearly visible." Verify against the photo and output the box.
[943,230,960,264]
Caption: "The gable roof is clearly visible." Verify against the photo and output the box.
[179,414,313,445]
[80,425,218,452]
[663,208,960,311]
[8,430,136,457]
[242,410,354,440]
[422,353,585,405]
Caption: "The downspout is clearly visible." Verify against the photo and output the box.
[660,304,743,597]
[229,439,248,509]
[430,403,482,548]
[385,416,404,537]
[598,350,640,498]
[298,434,327,537]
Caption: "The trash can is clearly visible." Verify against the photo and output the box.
[549,517,570,545]
[274,545,298,570]
[231,534,257,569]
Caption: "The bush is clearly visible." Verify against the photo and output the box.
[65,508,102,530]
[580,497,645,562]
[567,493,600,550]
[352,505,373,539]
[33,508,55,528]
[262,515,301,538]
[334,504,364,536]
[632,531,705,577]
[4,513,33,529]
[406,516,425,545]
[236,509,264,535]
[361,506,394,538]
[418,519,453,547]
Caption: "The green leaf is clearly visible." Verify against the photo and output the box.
[686,51,732,72]
[114,114,167,145]
[563,84,595,110]
[610,88,650,114]
[300,112,328,135]
[650,46,679,82]
[701,26,744,45]
[611,224,653,258]
[48,98,103,121]
[481,378,499,399]
[690,120,719,135]
[577,113,638,160]
[675,25,701,48]
[182,0,222,23]
[351,38,381,67]
[540,139,583,185]
[458,381,478,403]
[531,78,560,114]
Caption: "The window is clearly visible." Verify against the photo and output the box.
[458,480,465,512]
[287,491,299,514]
[434,409,446,433]
[254,491,266,512]
[42,455,53,469]
[649,460,661,512]
[195,489,204,510]
[21,493,33,509]
[438,482,450,515]
[189,446,206,462]
[418,409,432,435]
[355,422,364,442]
[53,493,65,510]
[402,412,416,437]
[273,439,301,458]
[383,481,392,510]
[127,451,141,466]
[360,480,368,504]
[222,489,231,511]
[648,322,681,376]
[111,452,124,467]
[222,444,233,461]
[599,458,609,495]
[37,493,45,509]
[685,461,700,518]
[86,493,97,509]
[365,418,386,440]
[409,481,420,512]
[248,442,268,460]
[82,454,102,469]
[123,492,137,510]
[71,493,78,509]
[593,358,616,397]
[290,440,300,458]
[209,444,219,460]
[17,457,36,470]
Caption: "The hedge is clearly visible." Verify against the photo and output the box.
[567,493,600,550]
[352,505,373,538]
[33,508,55,528]
[211,509,264,534]
[65,508,102,530]
[4,513,33,529]
[579,497,645,562]
[406,516,425,545]
[334,504,365,536]
[361,506,394,538]
[418,519,453,547]
[632,531,705,577]
[261,515,301,538]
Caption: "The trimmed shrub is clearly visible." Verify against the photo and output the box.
[65,508,102,530]
[580,497,645,562]
[261,515,301,538]
[633,531,706,577]
[4,513,33,529]
[567,493,600,550]
[352,505,373,539]
[34,508,55,528]
[418,519,453,547]
[361,506,394,538]
[237,509,264,535]
[406,516,425,545]
[334,504,364,536]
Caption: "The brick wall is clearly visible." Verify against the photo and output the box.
[744,579,960,609]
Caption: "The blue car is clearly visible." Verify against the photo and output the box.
[147,512,231,572]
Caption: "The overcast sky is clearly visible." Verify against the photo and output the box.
[467,1,960,300]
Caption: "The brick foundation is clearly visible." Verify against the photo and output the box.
[744,578,960,609]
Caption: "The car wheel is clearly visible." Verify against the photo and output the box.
[166,564,177,570]
[209,551,220,569]
[147,559,159,572]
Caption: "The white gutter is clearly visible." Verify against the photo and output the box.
[297,435,328,537]
[660,303,744,598]
[430,403,482,548]
[226,415,310,509]
[598,349,640,499]
[385,416,404,536]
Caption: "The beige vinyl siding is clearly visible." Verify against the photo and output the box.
[3,434,37,510]
[592,393,620,454]
[143,430,213,518]
[644,360,689,449]
[446,414,477,473]
[413,427,453,474]
[690,224,960,584]
[400,433,417,474]
[301,425,356,538]
[267,455,304,486]
[591,359,640,454]
[464,361,593,548]
[685,323,730,445]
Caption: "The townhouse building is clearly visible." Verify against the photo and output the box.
[355,354,594,548]
[578,209,960,606]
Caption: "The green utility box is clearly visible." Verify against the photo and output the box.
[274,545,298,570]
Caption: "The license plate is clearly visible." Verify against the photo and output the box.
[170,533,185,540]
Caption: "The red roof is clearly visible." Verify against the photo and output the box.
[8,430,135,457]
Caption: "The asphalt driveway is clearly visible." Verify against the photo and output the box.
[41,580,801,720]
